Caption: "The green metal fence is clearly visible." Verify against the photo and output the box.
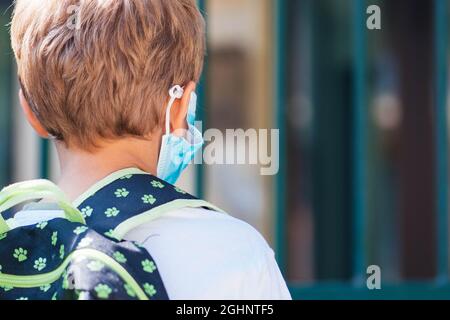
[194,0,450,299]
[275,0,450,299]
[274,0,288,280]
[435,0,449,284]
[0,9,13,186]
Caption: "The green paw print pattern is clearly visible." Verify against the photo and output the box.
[78,237,94,248]
[113,251,127,264]
[62,270,70,290]
[142,259,157,273]
[104,229,116,238]
[151,180,165,189]
[1,285,13,292]
[142,194,156,205]
[134,242,146,249]
[174,187,187,194]
[115,188,130,198]
[81,206,94,218]
[40,284,51,292]
[74,226,89,235]
[105,207,120,218]
[95,284,112,299]
[143,283,157,297]
[59,245,65,259]
[51,232,58,246]
[13,248,28,262]
[124,284,136,298]
[34,258,47,271]
[87,260,105,272]
[120,174,133,180]
[36,221,48,230]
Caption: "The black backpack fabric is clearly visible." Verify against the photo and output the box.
[0,172,220,300]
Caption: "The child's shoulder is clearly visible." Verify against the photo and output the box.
[127,206,271,256]
[124,207,289,299]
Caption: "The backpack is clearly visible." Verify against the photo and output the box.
[0,171,221,300]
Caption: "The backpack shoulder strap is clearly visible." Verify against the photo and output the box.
[0,178,171,300]
[76,170,224,241]
[0,218,169,300]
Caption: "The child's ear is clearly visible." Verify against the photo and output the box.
[19,89,50,138]
[170,81,196,134]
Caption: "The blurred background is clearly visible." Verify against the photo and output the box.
[1,0,450,299]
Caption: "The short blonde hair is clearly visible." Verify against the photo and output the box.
[11,0,206,149]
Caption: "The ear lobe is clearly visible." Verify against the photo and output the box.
[19,89,50,138]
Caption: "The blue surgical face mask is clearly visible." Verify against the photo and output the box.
[156,85,204,184]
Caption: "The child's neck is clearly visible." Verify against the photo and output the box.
[55,137,160,202]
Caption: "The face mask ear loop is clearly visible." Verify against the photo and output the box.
[166,85,184,135]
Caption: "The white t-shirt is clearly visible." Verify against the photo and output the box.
[13,206,292,300]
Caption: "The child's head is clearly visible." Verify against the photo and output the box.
[11,0,205,150]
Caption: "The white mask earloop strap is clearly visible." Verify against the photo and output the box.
[165,85,184,135]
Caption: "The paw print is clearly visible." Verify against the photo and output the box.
[104,229,116,239]
[0,233,6,241]
[174,187,187,194]
[105,207,120,218]
[151,180,165,189]
[143,283,157,297]
[124,284,137,298]
[51,232,58,246]
[13,248,28,262]
[87,260,105,272]
[142,259,157,273]
[59,245,65,259]
[95,284,112,299]
[142,194,156,205]
[133,242,145,249]
[81,206,94,218]
[78,237,93,248]
[120,174,133,180]
[113,251,127,264]
[40,284,51,292]
[16,297,28,300]
[62,271,70,290]
[34,258,47,271]
[115,188,130,198]
[1,285,13,292]
[74,226,89,235]
[36,221,48,230]
[51,292,58,300]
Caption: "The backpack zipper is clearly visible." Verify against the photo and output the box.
[0,248,148,300]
